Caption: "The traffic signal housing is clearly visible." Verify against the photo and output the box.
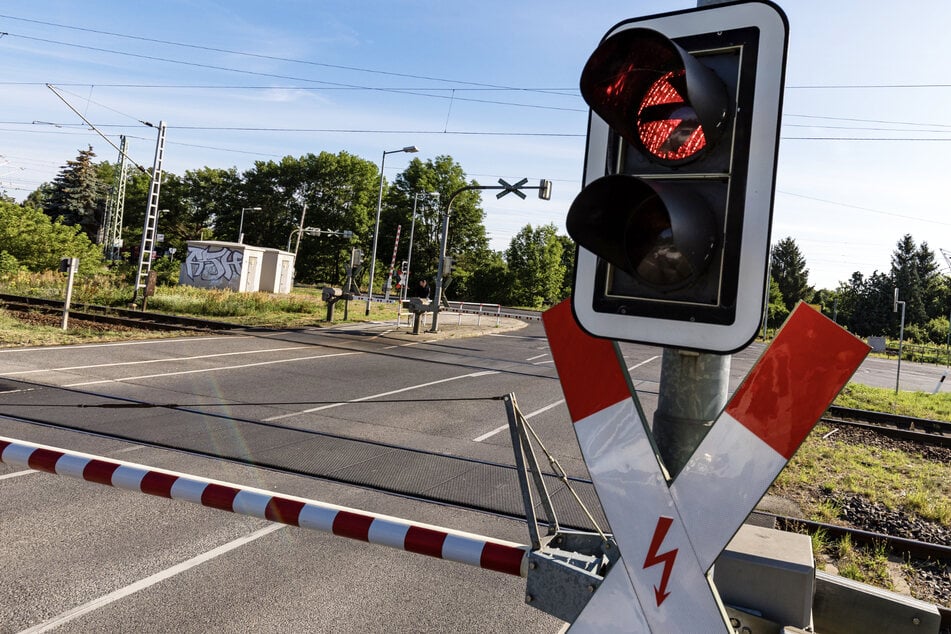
[568,1,788,353]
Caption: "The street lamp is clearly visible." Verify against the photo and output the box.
[429,178,551,332]
[894,288,906,395]
[366,145,419,315]
[238,206,261,244]
[402,191,439,303]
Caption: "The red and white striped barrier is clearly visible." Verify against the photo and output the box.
[0,436,528,577]
[543,301,869,631]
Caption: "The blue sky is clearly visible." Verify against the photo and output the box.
[2,0,950,290]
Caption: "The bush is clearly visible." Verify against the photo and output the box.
[0,199,105,274]
[904,323,928,344]
[925,316,949,345]
[0,251,21,276]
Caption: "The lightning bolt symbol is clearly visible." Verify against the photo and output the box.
[643,515,679,606]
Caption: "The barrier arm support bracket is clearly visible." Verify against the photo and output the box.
[502,393,620,624]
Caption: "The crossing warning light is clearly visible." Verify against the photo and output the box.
[568,1,788,353]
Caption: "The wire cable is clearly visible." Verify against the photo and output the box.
[0,13,576,95]
[2,32,585,113]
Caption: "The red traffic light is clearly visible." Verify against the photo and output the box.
[580,28,730,166]
[570,2,788,352]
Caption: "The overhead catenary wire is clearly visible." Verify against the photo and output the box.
[777,191,951,226]
[0,13,575,95]
[45,83,150,173]
[2,32,585,113]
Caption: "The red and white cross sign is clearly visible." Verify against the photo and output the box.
[543,301,869,631]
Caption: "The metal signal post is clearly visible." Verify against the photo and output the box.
[429,179,551,332]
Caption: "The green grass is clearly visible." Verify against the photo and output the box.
[0,307,184,347]
[831,535,893,588]
[834,382,951,421]
[772,420,951,527]
[0,271,405,328]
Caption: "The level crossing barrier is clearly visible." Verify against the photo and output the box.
[0,435,529,577]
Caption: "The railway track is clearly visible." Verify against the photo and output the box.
[823,405,951,448]
[0,293,245,332]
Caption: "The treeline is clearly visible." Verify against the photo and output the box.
[10,146,572,308]
[12,145,945,329]
[768,235,950,344]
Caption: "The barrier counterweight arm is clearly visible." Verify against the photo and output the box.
[0,435,529,577]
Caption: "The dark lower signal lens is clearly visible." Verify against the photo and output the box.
[624,191,715,289]
[626,197,690,287]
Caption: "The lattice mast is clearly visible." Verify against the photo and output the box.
[101,135,129,260]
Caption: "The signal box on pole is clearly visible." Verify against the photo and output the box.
[568,1,788,352]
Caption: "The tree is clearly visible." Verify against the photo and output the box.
[464,250,512,305]
[837,270,893,337]
[24,183,54,210]
[765,276,788,329]
[505,223,566,309]
[556,234,575,300]
[45,146,107,241]
[222,153,380,285]
[770,237,811,311]
[385,156,489,297]
[291,152,379,284]
[890,234,939,327]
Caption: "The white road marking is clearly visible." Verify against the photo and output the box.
[3,346,316,376]
[63,352,362,387]
[525,353,549,361]
[383,341,425,350]
[470,355,659,443]
[472,399,565,442]
[17,524,283,633]
[263,370,500,421]
[628,355,659,372]
[0,335,246,354]
[0,469,35,481]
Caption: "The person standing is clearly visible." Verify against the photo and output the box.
[414,279,430,299]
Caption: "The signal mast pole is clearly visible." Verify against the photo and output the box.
[102,136,129,261]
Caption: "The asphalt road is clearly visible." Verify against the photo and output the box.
[0,317,945,632]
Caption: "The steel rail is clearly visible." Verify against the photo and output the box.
[0,293,244,332]
[823,405,951,448]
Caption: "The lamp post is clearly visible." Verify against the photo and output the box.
[894,288,906,395]
[366,145,419,315]
[429,178,551,332]
[402,191,439,304]
[238,206,261,244]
